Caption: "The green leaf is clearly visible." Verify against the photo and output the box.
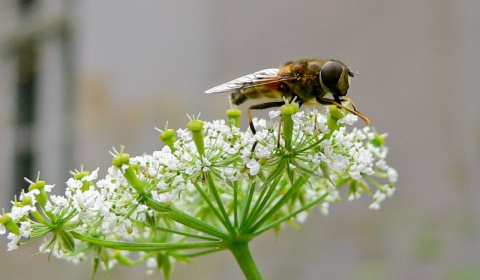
[157,253,172,279]
[58,229,75,252]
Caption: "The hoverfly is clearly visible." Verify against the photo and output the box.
[205,58,370,136]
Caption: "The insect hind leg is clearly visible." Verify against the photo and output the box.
[248,101,286,134]
[248,101,286,152]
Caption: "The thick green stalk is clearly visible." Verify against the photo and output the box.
[145,197,229,239]
[228,240,263,280]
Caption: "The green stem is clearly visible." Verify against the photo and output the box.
[240,161,286,232]
[228,240,263,280]
[253,191,329,235]
[205,172,236,234]
[145,197,229,239]
[71,232,223,251]
[283,114,294,150]
[249,175,309,233]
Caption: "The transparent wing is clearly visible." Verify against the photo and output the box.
[205,68,280,94]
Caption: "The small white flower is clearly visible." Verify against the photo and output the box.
[369,190,387,210]
[253,130,269,142]
[246,159,261,176]
[255,144,273,158]
[330,154,349,172]
[386,186,395,196]
[251,117,266,129]
[51,195,69,208]
[338,113,358,125]
[176,128,192,141]
[66,178,83,190]
[9,205,30,221]
[44,184,55,192]
[200,157,212,171]
[348,164,364,179]
[348,192,361,201]
[82,167,100,181]
[220,167,238,181]
[28,188,40,196]
[269,110,281,118]
[101,213,118,234]
[20,221,32,238]
[364,167,374,176]
[146,257,157,269]
[369,201,380,210]
[154,189,177,203]
[320,202,329,215]
[296,211,308,223]
[121,164,129,173]
[387,167,398,183]
[376,159,387,170]
[7,232,21,251]
[291,111,304,125]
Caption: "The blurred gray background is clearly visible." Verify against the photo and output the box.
[1,1,479,279]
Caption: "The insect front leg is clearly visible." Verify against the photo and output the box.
[340,97,358,111]
[316,97,370,125]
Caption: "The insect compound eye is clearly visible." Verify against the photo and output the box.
[320,61,343,88]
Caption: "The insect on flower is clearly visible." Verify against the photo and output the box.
[205,58,370,136]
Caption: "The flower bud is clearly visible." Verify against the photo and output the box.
[159,128,176,152]
[0,214,20,235]
[112,152,130,168]
[281,103,299,150]
[112,151,143,194]
[28,180,48,209]
[187,119,205,157]
[227,108,242,128]
[74,171,91,192]
[370,133,385,147]
[324,105,344,139]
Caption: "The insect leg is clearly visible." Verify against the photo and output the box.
[339,97,358,111]
[248,101,286,151]
[248,101,286,134]
[316,97,371,125]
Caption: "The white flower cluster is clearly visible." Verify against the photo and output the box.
[0,107,396,271]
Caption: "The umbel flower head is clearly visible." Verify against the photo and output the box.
[0,105,397,279]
